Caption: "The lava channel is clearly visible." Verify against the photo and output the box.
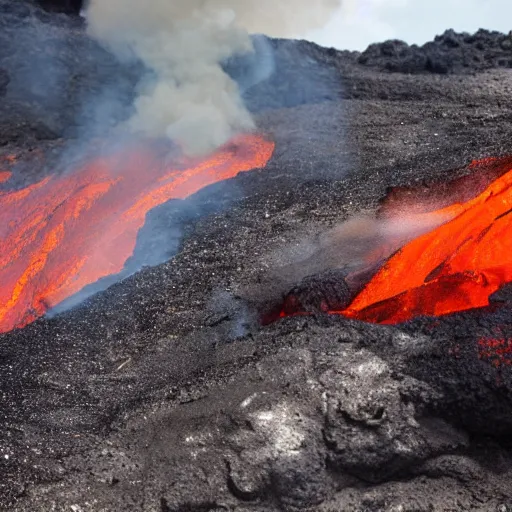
[277,157,512,325]
[0,135,274,334]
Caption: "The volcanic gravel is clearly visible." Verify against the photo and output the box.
[2,2,512,511]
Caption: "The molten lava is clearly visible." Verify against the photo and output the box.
[0,171,11,184]
[0,135,274,334]
[340,160,512,323]
[272,157,512,326]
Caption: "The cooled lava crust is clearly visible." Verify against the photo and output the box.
[3,2,512,511]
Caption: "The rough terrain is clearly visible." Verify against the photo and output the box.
[2,2,512,511]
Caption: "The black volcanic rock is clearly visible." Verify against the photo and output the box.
[358,28,512,74]
[0,68,8,96]
[3,4,512,512]
[35,0,83,14]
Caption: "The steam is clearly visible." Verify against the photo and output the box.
[86,0,341,155]
[241,211,450,310]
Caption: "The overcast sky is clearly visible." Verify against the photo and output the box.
[306,0,512,51]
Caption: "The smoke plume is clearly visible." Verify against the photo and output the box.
[86,0,341,155]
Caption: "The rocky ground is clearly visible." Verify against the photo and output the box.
[2,1,512,511]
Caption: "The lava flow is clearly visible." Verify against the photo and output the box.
[331,158,512,323]
[341,159,512,324]
[274,157,512,325]
[0,134,274,334]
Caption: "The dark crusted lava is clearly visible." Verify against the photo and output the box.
[2,2,512,511]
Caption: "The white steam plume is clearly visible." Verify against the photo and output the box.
[86,0,341,156]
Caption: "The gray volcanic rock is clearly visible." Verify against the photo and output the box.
[0,67,8,96]
[0,0,137,146]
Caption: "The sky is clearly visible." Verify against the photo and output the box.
[306,0,512,51]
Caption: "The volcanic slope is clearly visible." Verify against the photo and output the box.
[3,3,512,511]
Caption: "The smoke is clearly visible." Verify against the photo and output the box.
[241,210,451,312]
[86,0,341,155]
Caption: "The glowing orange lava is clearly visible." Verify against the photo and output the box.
[0,135,274,334]
[340,161,512,324]
[0,171,11,184]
